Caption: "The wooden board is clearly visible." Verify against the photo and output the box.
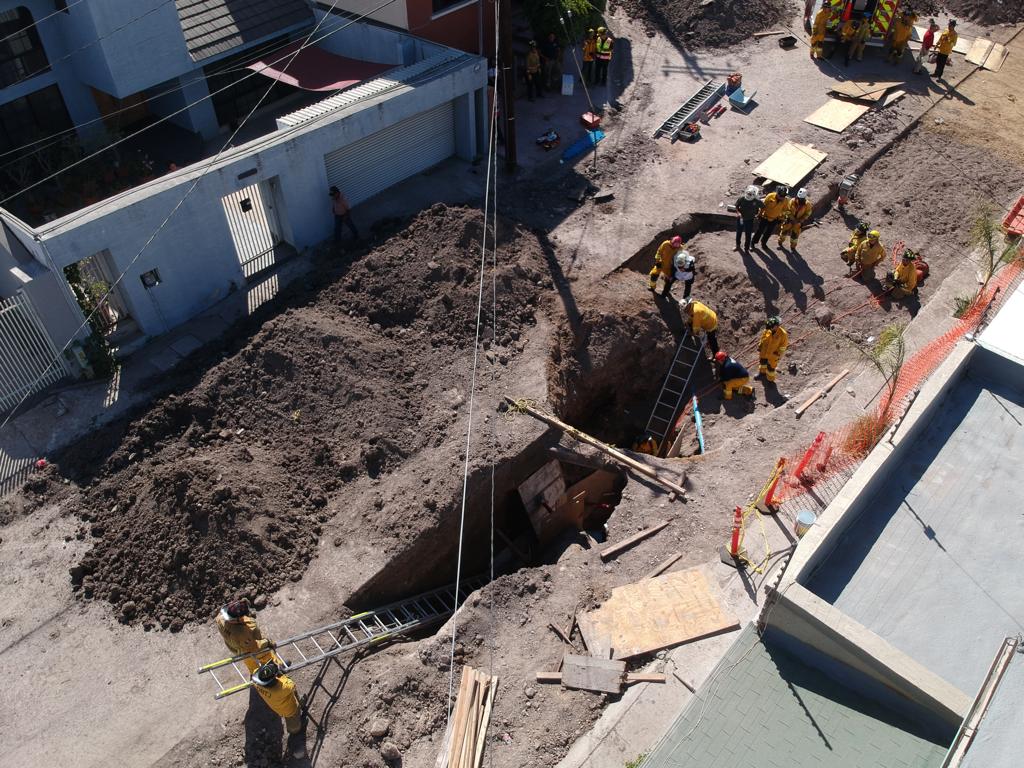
[965,38,1008,71]
[804,98,871,132]
[578,566,740,659]
[560,654,626,693]
[752,142,827,188]
[827,80,901,102]
[518,460,566,541]
[877,89,906,108]
[599,520,669,561]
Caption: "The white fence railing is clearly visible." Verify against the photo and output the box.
[0,291,70,414]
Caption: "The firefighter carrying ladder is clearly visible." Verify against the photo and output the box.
[644,333,706,457]
[198,575,488,699]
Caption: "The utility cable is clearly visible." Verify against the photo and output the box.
[446,0,502,731]
[553,9,595,116]
[0,0,86,45]
[0,0,358,434]
[0,0,403,208]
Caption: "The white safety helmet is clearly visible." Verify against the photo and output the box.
[744,185,759,201]
[797,187,808,200]
[675,250,694,269]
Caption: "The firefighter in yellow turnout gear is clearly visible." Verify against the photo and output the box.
[810,5,830,59]
[682,299,720,355]
[649,235,684,295]
[758,316,789,383]
[841,222,869,268]
[777,188,812,250]
[216,600,282,674]
[851,230,886,280]
[886,251,919,299]
[715,351,754,400]
[252,661,306,758]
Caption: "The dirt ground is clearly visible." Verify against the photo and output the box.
[611,0,792,48]
[2,10,1024,768]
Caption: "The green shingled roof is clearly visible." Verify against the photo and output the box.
[643,624,948,768]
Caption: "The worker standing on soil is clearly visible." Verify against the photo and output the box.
[841,222,869,268]
[850,13,872,62]
[714,351,754,400]
[886,8,918,64]
[649,235,685,295]
[810,4,830,59]
[734,185,763,253]
[885,251,919,298]
[216,599,281,674]
[933,20,958,79]
[777,188,813,251]
[754,186,789,249]
[682,299,720,355]
[851,229,886,280]
[582,29,597,84]
[595,27,613,85]
[758,317,789,384]
[329,186,359,246]
[251,661,306,758]
[675,250,697,300]
[914,19,939,73]
[540,32,562,92]
[526,41,542,101]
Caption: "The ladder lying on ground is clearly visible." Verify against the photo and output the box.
[653,80,724,141]
[644,334,706,456]
[198,575,488,699]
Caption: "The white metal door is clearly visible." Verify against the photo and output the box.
[324,101,455,206]
[221,180,282,279]
[0,291,71,413]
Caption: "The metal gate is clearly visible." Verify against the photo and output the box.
[324,101,455,207]
[221,179,283,280]
[73,249,128,335]
[0,291,70,414]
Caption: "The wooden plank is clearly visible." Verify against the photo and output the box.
[446,667,474,768]
[578,566,740,659]
[751,142,827,188]
[458,672,484,768]
[753,29,785,37]
[561,653,626,693]
[518,460,566,541]
[966,38,1008,71]
[599,521,669,561]
[644,552,682,580]
[626,673,668,683]
[804,99,871,132]
[795,368,850,417]
[827,80,901,102]
[536,670,563,683]
[877,89,906,108]
[505,398,687,498]
[982,44,1008,72]
[472,677,497,768]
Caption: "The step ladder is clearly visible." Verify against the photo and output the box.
[653,80,724,141]
[198,575,489,699]
[644,334,706,455]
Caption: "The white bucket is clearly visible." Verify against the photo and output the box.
[561,74,574,96]
[794,510,817,539]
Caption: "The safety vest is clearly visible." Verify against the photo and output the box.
[582,38,596,62]
[596,36,612,60]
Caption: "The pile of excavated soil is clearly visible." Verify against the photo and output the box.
[60,204,551,630]
[612,0,792,48]
[935,0,1024,23]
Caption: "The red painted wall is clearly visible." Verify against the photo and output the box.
[407,0,497,56]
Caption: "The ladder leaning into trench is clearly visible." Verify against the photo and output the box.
[197,575,488,699]
[644,333,706,457]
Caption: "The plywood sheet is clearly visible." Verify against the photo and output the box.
[560,654,625,693]
[804,98,871,132]
[965,38,1008,71]
[878,89,906,108]
[578,566,740,659]
[518,460,566,541]
[827,80,901,102]
[752,142,828,187]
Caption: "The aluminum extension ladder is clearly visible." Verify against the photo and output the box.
[653,80,724,141]
[198,575,489,699]
[644,334,706,455]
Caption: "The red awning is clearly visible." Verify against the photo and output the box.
[246,41,393,92]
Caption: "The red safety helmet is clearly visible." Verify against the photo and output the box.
[671,235,683,247]
[714,351,727,363]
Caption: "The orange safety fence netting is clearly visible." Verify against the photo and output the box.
[770,258,1024,508]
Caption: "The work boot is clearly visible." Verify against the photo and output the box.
[723,388,733,400]
[766,373,777,383]
[741,385,754,396]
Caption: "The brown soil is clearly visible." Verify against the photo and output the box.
[936,0,1024,24]
[612,0,792,49]
[57,205,552,631]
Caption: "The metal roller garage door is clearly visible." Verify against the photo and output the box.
[324,101,455,206]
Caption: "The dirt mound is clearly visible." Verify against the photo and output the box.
[936,0,1024,24]
[61,204,550,630]
[613,0,792,49]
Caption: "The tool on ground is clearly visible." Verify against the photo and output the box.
[837,173,860,206]
[653,80,724,141]
[198,575,488,699]
[645,334,707,456]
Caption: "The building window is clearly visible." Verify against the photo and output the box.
[0,7,50,87]
[431,0,472,15]
[0,84,72,153]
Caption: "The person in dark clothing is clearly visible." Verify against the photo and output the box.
[539,32,562,91]
[329,186,359,245]
[714,351,754,400]
[734,185,763,252]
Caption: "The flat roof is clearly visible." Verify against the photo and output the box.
[978,281,1024,368]
[805,366,1024,695]
[643,624,948,768]
[961,646,1024,768]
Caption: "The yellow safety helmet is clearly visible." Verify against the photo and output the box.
[868,229,880,239]
[587,27,595,33]
[597,26,606,33]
